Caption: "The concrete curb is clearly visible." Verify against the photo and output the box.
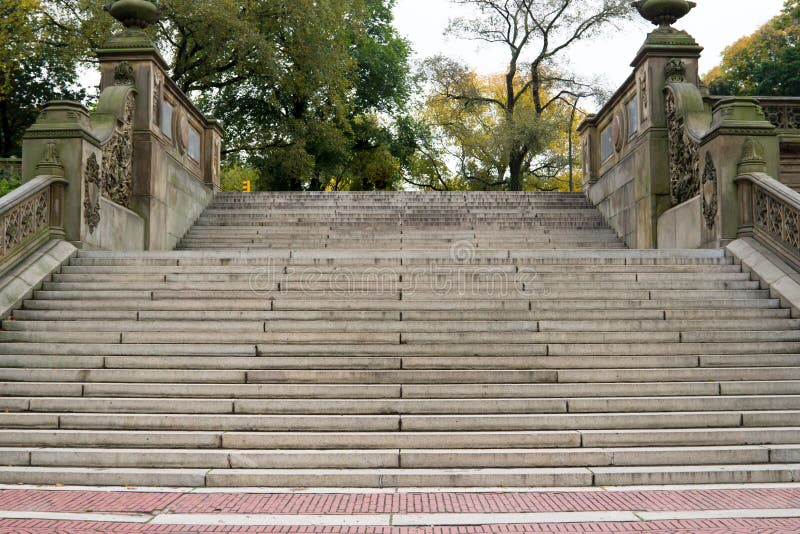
[726,238,800,318]
[0,240,78,320]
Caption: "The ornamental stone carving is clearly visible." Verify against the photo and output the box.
[212,136,221,185]
[665,90,700,206]
[153,70,163,124]
[101,92,135,207]
[701,153,718,229]
[761,104,800,130]
[1,188,50,258]
[754,187,800,251]
[638,72,649,120]
[664,58,686,83]
[84,153,101,233]
[113,61,135,86]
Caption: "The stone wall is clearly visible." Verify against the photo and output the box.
[580,11,794,251]
[18,6,222,252]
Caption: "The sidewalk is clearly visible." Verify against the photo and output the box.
[0,484,799,532]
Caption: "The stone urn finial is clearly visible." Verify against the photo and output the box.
[104,0,163,30]
[632,0,697,27]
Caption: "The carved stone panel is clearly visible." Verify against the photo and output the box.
[101,92,135,208]
[84,154,101,233]
[701,153,718,230]
[0,188,50,258]
[638,72,649,121]
[153,70,164,124]
[754,187,800,251]
[665,90,700,206]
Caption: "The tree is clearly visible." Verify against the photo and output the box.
[0,0,86,156]
[412,65,597,192]
[704,0,800,97]
[17,0,414,191]
[427,0,629,191]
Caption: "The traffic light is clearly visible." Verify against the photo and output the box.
[242,180,251,193]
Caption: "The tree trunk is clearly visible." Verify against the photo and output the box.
[0,100,12,157]
[508,148,524,191]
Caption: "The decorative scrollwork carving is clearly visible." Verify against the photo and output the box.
[754,187,800,251]
[1,188,50,259]
[101,92,135,207]
[665,90,700,206]
[84,153,101,233]
[701,153,718,229]
[761,104,800,130]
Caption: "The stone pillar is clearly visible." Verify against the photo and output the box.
[21,102,103,244]
[95,3,221,249]
[698,99,779,247]
[629,26,703,248]
[96,30,170,250]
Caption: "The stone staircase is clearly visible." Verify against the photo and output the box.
[1,191,800,487]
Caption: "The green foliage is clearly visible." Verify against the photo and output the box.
[0,167,22,196]
[412,0,629,191]
[0,0,87,157]
[219,164,259,193]
[705,0,800,96]
[11,0,415,191]
[205,0,414,191]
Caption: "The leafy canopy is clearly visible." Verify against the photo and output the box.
[704,0,800,96]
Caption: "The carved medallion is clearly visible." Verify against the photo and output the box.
[84,154,101,233]
[701,153,718,230]
[114,61,135,86]
[665,58,686,83]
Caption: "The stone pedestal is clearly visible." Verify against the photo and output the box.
[96,29,222,250]
[21,102,103,244]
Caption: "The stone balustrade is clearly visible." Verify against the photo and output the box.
[0,158,22,178]
[0,175,66,275]
[736,170,800,270]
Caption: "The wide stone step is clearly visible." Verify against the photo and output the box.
[14,308,789,322]
[50,271,755,284]
[4,428,799,451]
[9,354,799,371]
[9,318,797,336]
[7,395,800,414]
[6,410,778,432]
[5,330,798,345]
[6,380,800,399]
[4,445,795,469]
[35,280,762,291]
[22,297,783,312]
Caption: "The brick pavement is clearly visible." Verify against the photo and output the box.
[0,486,798,533]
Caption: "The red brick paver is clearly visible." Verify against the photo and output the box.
[1,517,800,533]
[0,488,799,514]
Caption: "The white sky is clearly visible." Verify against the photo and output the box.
[393,0,785,109]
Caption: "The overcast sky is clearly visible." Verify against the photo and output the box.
[393,0,785,108]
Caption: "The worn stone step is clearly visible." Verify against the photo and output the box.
[580,427,800,447]
[400,446,777,468]
[59,414,400,431]
[1,320,541,334]
[590,464,800,486]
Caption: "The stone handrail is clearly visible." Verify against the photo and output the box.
[0,175,67,275]
[757,97,800,132]
[736,172,800,269]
